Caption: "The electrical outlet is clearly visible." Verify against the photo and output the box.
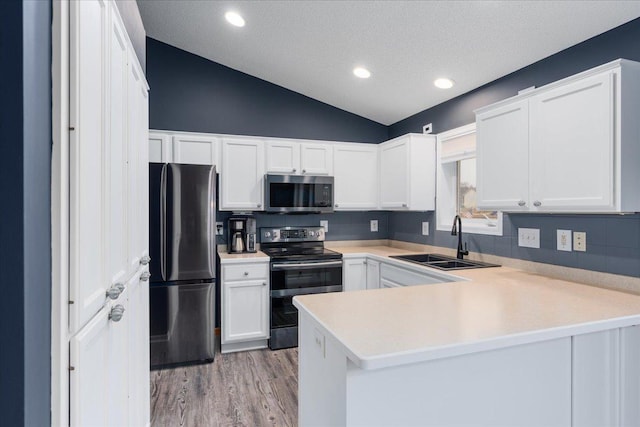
[423,123,433,134]
[370,220,378,232]
[313,328,325,359]
[518,228,540,248]
[320,220,328,233]
[215,222,224,236]
[422,222,429,236]
[557,229,572,251]
[574,231,587,252]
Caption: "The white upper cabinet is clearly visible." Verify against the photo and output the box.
[220,137,265,210]
[173,134,220,166]
[476,59,640,213]
[265,140,300,174]
[333,143,378,210]
[476,100,529,210]
[148,132,171,163]
[265,140,333,175]
[300,142,333,175]
[529,72,614,210]
[379,134,436,210]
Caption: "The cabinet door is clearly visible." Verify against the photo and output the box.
[380,139,409,209]
[222,279,269,343]
[221,138,265,210]
[343,258,367,292]
[476,99,529,210]
[173,134,220,166]
[149,132,171,163]
[334,144,378,210]
[530,72,614,211]
[366,259,380,290]
[380,278,402,288]
[70,293,129,427]
[266,140,300,174]
[138,74,150,266]
[107,7,128,291]
[128,270,150,427]
[301,142,333,175]
[69,0,109,331]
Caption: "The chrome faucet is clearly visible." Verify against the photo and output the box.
[451,215,469,260]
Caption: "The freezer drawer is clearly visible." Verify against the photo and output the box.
[150,281,215,368]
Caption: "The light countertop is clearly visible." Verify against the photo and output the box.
[218,248,269,263]
[294,245,640,370]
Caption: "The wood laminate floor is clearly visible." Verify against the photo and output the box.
[150,347,299,427]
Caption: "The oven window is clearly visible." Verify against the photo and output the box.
[271,265,342,291]
[271,296,297,329]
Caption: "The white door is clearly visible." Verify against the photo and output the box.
[529,72,615,211]
[300,142,333,175]
[107,6,128,293]
[222,280,269,343]
[149,132,171,163]
[128,270,150,426]
[173,134,220,165]
[334,144,378,210]
[476,99,530,210]
[266,140,300,174]
[380,139,409,209]
[366,259,380,290]
[69,0,109,332]
[70,292,129,427]
[221,137,265,210]
[343,258,367,292]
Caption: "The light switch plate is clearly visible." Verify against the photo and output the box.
[573,231,586,252]
[518,228,540,248]
[215,222,224,236]
[422,222,429,236]
[370,219,378,232]
[320,220,328,232]
[557,229,572,251]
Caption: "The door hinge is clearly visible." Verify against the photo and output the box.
[69,126,75,131]
[69,366,75,371]
[68,300,74,304]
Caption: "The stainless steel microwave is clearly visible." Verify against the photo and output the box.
[264,174,334,213]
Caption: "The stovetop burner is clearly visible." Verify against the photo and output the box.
[260,226,342,262]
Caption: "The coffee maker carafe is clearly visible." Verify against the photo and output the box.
[228,216,257,253]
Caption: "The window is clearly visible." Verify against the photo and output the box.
[436,123,503,236]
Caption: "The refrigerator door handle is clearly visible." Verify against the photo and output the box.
[160,163,167,281]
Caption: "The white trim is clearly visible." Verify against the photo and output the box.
[51,1,70,426]
[436,123,503,236]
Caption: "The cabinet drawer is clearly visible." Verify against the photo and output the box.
[223,263,269,281]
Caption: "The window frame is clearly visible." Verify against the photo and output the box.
[436,123,503,236]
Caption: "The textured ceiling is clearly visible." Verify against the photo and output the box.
[138,1,640,125]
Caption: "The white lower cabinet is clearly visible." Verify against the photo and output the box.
[365,259,380,290]
[221,260,270,353]
[343,258,368,292]
[69,268,149,427]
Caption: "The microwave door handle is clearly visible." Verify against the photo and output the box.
[271,261,343,270]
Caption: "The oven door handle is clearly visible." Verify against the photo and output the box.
[271,285,343,298]
[271,260,343,270]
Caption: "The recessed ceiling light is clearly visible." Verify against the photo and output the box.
[353,67,371,79]
[434,78,454,89]
[225,11,245,27]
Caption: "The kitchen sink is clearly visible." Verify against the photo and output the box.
[389,254,500,271]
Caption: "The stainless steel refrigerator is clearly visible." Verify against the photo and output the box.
[149,163,216,368]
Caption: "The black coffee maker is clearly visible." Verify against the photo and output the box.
[228,216,257,253]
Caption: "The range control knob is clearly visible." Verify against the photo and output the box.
[309,231,316,237]
[264,231,271,238]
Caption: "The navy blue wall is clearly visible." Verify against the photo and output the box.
[388,17,640,278]
[0,0,52,425]
[147,38,388,143]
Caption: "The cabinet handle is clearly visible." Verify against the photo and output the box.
[302,169,306,174]
[262,282,267,286]
[363,260,367,265]
[257,203,262,208]
[518,200,526,207]
[140,255,151,265]
[292,168,297,173]
[106,283,123,300]
[335,204,339,207]
[244,271,249,276]
[402,203,407,208]
[533,200,542,207]
[140,271,151,281]
[109,304,125,322]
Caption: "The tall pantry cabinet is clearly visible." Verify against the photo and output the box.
[67,1,150,425]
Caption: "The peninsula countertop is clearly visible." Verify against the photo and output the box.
[293,245,640,370]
